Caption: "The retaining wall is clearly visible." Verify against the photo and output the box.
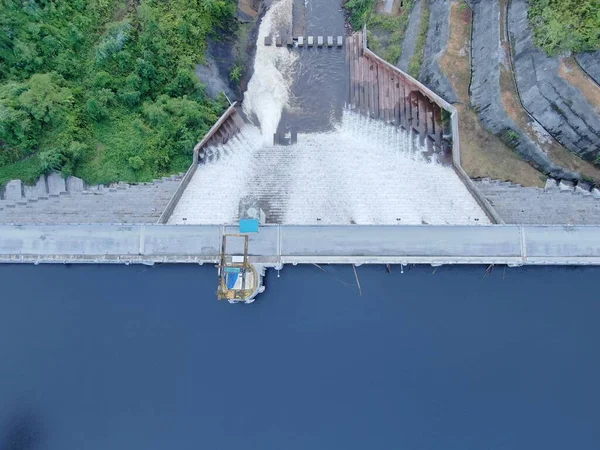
[354,29,502,224]
[157,102,241,224]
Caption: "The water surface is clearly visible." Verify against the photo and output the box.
[1,264,599,449]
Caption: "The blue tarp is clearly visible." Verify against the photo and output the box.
[226,272,239,289]
[239,219,259,233]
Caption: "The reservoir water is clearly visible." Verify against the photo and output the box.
[1,264,599,449]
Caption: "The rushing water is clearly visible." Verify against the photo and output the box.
[243,0,298,142]
[169,109,489,225]
[1,264,599,449]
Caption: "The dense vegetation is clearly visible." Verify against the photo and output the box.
[529,0,600,55]
[0,0,236,186]
[346,0,414,64]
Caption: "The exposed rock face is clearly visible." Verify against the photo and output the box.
[420,0,457,103]
[508,0,600,162]
[469,0,576,179]
[576,51,600,85]
[396,0,421,72]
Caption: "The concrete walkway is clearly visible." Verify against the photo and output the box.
[2,224,600,265]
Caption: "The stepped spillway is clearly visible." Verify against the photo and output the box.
[168,110,490,225]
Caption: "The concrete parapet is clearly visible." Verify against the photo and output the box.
[24,178,47,199]
[559,180,574,192]
[47,173,66,195]
[67,177,84,193]
[544,178,559,191]
[158,103,240,224]
[4,180,23,201]
[575,182,592,196]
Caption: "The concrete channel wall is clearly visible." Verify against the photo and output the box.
[157,102,240,224]
[2,224,600,266]
[359,29,502,224]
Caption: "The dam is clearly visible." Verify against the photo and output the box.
[1,0,600,302]
[165,9,494,226]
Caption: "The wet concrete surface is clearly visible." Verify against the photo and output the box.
[278,0,349,134]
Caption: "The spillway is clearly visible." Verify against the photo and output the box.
[168,0,491,226]
[168,109,489,225]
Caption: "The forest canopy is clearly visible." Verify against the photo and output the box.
[529,0,600,55]
[0,0,236,185]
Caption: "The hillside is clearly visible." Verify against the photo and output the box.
[346,0,600,186]
[0,0,236,186]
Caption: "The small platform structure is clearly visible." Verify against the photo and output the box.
[217,234,265,304]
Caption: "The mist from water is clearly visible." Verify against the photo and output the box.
[243,0,298,143]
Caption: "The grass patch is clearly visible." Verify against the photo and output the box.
[346,0,415,65]
[408,0,430,78]
[529,0,600,55]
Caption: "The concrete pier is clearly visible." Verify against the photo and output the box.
[2,224,600,266]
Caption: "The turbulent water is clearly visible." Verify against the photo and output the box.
[169,0,490,225]
[169,110,490,225]
[243,0,298,143]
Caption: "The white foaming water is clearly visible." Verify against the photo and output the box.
[169,110,491,225]
[243,0,298,143]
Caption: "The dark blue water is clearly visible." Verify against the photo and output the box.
[1,264,599,449]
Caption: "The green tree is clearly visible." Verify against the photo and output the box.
[17,73,73,126]
[529,0,600,55]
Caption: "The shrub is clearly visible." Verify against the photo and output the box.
[39,147,67,173]
[346,0,376,29]
[529,0,600,55]
[95,20,132,63]
[230,64,242,82]
[128,155,145,170]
